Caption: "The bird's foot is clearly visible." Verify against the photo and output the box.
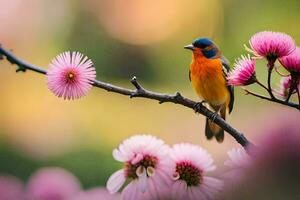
[193,100,207,113]
[209,107,222,122]
[209,111,219,122]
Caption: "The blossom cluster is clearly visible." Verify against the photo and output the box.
[106,134,247,200]
[2,125,299,200]
[227,31,300,101]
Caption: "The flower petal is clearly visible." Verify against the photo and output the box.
[136,166,148,193]
[106,169,126,194]
[171,180,187,200]
[122,181,139,200]
[131,153,144,165]
[112,149,125,162]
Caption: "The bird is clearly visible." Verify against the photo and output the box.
[184,38,234,143]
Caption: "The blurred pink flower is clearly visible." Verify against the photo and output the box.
[227,55,256,86]
[223,148,251,180]
[279,47,300,73]
[276,76,297,99]
[224,148,251,169]
[71,188,120,200]
[168,143,223,200]
[47,52,96,100]
[26,167,81,200]
[224,115,300,199]
[247,31,295,61]
[0,175,25,200]
[106,134,171,200]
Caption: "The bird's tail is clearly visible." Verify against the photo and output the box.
[205,107,226,143]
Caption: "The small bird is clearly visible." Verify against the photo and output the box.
[184,38,234,143]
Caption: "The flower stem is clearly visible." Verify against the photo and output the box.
[255,79,269,92]
[267,61,275,99]
[286,74,298,102]
[297,87,300,109]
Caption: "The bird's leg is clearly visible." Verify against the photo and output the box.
[209,106,222,122]
[193,100,207,113]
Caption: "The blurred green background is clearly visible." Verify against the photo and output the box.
[0,0,299,188]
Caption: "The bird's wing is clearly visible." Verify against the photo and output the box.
[221,55,234,113]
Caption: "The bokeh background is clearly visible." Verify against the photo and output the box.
[0,0,299,190]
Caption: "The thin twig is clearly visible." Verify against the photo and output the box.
[267,62,276,99]
[0,45,252,147]
[255,80,269,92]
[297,88,300,109]
[286,74,299,103]
[244,89,299,110]
[253,63,299,110]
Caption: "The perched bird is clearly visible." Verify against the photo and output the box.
[184,38,234,142]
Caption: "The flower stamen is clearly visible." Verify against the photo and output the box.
[146,166,155,177]
[175,161,203,186]
[125,155,158,179]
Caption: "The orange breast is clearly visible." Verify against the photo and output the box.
[190,54,229,107]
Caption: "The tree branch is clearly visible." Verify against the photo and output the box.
[243,89,299,110]
[0,45,252,147]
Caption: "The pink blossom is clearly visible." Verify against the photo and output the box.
[248,31,295,61]
[0,175,25,200]
[276,76,296,99]
[168,143,223,200]
[223,148,251,181]
[106,135,171,200]
[227,55,256,86]
[224,117,300,199]
[71,188,120,200]
[47,52,96,100]
[279,47,300,73]
[26,167,81,200]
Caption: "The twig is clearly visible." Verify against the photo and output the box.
[0,45,252,147]
[244,89,299,110]
[297,88,300,109]
[253,63,299,110]
[267,61,276,99]
[255,80,269,92]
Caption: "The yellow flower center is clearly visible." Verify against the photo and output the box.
[65,71,76,82]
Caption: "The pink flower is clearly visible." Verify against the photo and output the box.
[106,135,171,200]
[0,175,25,200]
[47,52,96,100]
[71,188,121,200]
[168,143,223,200]
[276,76,296,99]
[223,148,251,180]
[26,167,81,200]
[279,47,300,73]
[247,31,296,61]
[223,116,300,199]
[227,55,256,86]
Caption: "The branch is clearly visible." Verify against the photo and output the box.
[0,45,252,147]
[251,75,300,110]
[244,89,299,110]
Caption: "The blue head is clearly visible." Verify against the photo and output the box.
[184,38,220,59]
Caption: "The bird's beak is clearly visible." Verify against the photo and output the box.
[184,44,195,51]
